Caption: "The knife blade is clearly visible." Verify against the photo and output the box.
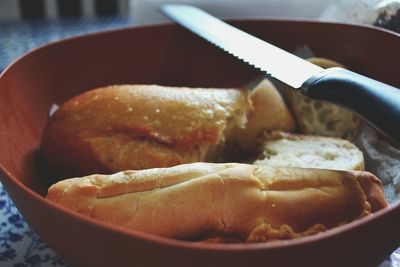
[161,4,400,143]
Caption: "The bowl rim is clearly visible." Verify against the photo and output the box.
[1,18,399,252]
[1,17,399,78]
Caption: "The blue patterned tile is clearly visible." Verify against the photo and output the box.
[0,183,68,267]
[0,17,132,72]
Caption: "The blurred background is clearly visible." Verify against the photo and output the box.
[0,0,335,21]
[0,0,130,20]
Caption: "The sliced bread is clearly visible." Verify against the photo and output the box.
[254,131,364,171]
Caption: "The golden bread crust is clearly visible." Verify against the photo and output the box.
[41,85,247,176]
[229,79,296,154]
[47,162,387,242]
[41,82,296,176]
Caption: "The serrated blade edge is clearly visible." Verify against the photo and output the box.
[161,4,324,88]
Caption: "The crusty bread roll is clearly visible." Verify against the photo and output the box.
[41,85,247,177]
[229,79,296,154]
[41,83,295,177]
[284,57,360,140]
[47,162,387,242]
[254,131,364,171]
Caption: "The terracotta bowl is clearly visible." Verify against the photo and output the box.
[1,20,400,267]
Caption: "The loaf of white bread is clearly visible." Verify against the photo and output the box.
[46,162,387,242]
[41,82,295,177]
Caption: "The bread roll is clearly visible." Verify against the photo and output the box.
[284,57,360,140]
[254,131,364,171]
[41,83,294,177]
[41,85,247,177]
[229,79,296,154]
[47,162,387,242]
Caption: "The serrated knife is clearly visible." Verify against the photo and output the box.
[161,4,400,143]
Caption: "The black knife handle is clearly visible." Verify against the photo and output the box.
[301,67,400,143]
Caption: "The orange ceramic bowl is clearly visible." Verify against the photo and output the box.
[0,20,399,267]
